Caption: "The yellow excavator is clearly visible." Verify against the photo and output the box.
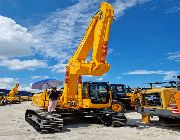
[25,2,127,133]
[6,83,21,104]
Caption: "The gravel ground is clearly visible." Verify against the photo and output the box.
[0,102,180,140]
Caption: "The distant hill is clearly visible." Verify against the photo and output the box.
[0,89,31,96]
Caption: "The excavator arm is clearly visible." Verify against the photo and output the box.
[8,83,19,97]
[62,2,114,107]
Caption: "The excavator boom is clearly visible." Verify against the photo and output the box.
[62,2,114,107]
[8,83,19,97]
[6,83,20,103]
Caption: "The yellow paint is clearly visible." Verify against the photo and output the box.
[32,90,49,107]
[112,103,122,112]
[127,89,141,106]
[142,114,150,123]
[6,83,20,103]
[8,83,19,97]
[174,92,180,113]
[20,96,29,101]
[140,87,180,123]
[141,88,177,110]
[61,2,114,108]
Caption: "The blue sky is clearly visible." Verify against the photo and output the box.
[0,0,180,91]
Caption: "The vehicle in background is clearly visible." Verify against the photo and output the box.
[5,83,21,104]
[127,87,141,108]
[20,96,30,101]
[0,92,7,105]
[137,79,180,123]
[110,84,132,112]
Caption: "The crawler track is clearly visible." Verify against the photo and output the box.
[25,109,127,133]
[25,109,63,133]
[97,110,127,127]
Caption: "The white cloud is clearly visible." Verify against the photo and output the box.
[96,77,103,81]
[31,76,40,79]
[0,78,39,92]
[0,59,48,70]
[0,77,18,89]
[0,1,152,72]
[84,75,93,77]
[108,48,114,54]
[30,0,101,63]
[165,6,180,14]
[52,63,66,73]
[125,70,179,81]
[0,16,37,58]
[125,70,159,75]
[19,83,40,93]
[113,0,151,17]
[31,75,49,79]
[30,0,150,66]
[167,52,180,62]
[117,76,122,79]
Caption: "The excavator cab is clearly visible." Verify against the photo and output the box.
[82,82,110,104]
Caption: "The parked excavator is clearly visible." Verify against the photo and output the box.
[6,83,21,104]
[25,2,127,133]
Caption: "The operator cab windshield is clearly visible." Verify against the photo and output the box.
[111,85,126,94]
[89,83,110,104]
[82,82,110,104]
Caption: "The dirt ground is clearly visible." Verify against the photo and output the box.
[0,102,180,140]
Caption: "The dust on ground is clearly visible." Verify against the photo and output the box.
[0,102,180,140]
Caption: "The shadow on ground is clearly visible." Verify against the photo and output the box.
[125,110,180,132]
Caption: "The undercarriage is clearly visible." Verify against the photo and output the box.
[25,108,127,133]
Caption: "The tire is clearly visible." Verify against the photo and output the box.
[111,101,125,113]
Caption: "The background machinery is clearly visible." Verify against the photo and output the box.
[25,2,127,133]
[0,92,6,105]
[20,96,30,101]
[110,84,132,112]
[127,87,141,109]
[137,78,180,123]
[5,83,21,104]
